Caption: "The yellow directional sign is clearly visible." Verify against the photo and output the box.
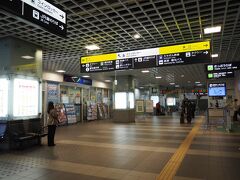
[159,41,210,55]
[81,53,117,64]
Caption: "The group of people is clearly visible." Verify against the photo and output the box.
[180,98,196,124]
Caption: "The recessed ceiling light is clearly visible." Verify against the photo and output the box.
[105,80,112,82]
[85,44,100,50]
[195,81,201,84]
[175,85,180,88]
[211,54,219,58]
[170,82,175,85]
[141,70,149,73]
[133,33,141,39]
[155,76,162,79]
[82,75,90,78]
[56,70,65,73]
[139,87,144,89]
[181,75,184,77]
[21,55,34,59]
[204,26,221,34]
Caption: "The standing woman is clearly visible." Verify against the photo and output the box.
[47,101,58,146]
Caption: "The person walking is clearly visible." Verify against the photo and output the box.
[233,99,239,121]
[156,102,160,116]
[47,101,58,146]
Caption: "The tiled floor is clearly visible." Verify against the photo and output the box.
[0,115,240,180]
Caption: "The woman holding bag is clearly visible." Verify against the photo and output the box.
[47,101,58,146]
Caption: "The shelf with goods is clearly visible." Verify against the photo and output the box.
[64,104,77,124]
[87,102,97,121]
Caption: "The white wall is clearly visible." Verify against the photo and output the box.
[92,80,111,89]
[43,72,63,82]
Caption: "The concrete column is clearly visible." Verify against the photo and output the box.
[112,75,135,123]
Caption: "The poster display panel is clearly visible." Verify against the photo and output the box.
[0,79,8,117]
[13,78,39,117]
[145,100,153,113]
[136,100,144,112]
[115,92,127,109]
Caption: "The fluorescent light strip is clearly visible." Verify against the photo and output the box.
[82,75,90,78]
[141,70,149,73]
[155,76,162,79]
[56,70,65,73]
[204,26,221,34]
[85,44,100,50]
[21,55,34,59]
[211,54,219,58]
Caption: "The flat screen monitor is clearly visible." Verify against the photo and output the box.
[208,83,226,97]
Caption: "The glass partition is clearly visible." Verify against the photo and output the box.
[0,78,9,117]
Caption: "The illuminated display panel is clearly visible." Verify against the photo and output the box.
[115,92,127,109]
[129,92,134,109]
[208,83,226,97]
[167,97,176,106]
[0,79,8,117]
[13,78,39,117]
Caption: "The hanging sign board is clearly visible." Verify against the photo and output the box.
[0,0,67,37]
[206,61,240,72]
[80,41,211,73]
[207,71,234,79]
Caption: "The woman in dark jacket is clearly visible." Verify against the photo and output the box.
[47,101,58,146]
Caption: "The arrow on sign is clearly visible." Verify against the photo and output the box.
[59,25,64,30]
[60,14,64,19]
[203,51,208,54]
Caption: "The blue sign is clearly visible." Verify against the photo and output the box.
[64,75,92,86]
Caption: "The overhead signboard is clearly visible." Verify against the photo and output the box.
[0,0,67,37]
[0,0,22,16]
[207,71,234,79]
[80,41,211,73]
[206,61,240,72]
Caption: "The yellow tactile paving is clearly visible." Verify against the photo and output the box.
[156,117,203,180]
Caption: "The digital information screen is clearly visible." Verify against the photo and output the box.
[207,71,234,79]
[207,61,240,71]
[0,79,8,117]
[80,41,211,73]
[0,0,67,37]
[13,78,39,117]
[208,83,226,97]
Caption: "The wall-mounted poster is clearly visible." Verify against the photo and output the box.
[47,82,59,104]
[55,103,67,125]
[145,100,153,113]
[13,78,39,117]
[0,79,8,117]
[136,100,144,113]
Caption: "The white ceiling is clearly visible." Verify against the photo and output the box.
[0,0,240,88]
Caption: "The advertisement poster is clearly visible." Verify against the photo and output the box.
[64,104,77,124]
[13,78,39,117]
[55,103,67,125]
[0,79,8,117]
[136,100,144,112]
[145,100,153,113]
[47,82,59,104]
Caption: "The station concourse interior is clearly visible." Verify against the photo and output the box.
[0,0,240,180]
